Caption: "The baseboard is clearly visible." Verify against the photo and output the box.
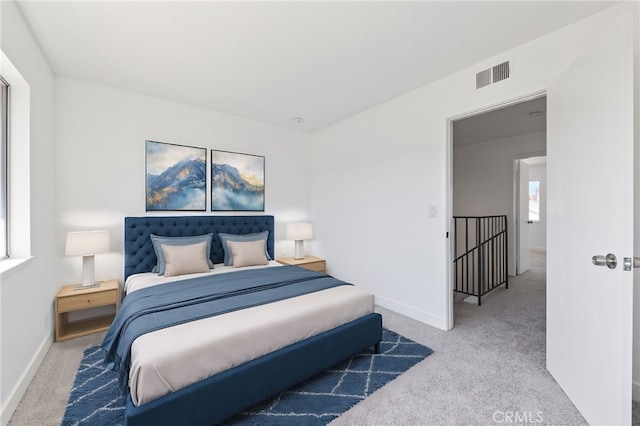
[633,380,640,402]
[375,295,445,330]
[0,331,53,426]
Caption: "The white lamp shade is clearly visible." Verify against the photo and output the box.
[285,223,313,241]
[65,230,110,256]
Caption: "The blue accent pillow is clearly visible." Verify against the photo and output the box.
[150,233,214,275]
[218,231,271,266]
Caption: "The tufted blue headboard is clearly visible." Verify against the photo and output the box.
[124,215,275,280]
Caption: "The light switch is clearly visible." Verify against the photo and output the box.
[429,205,438,218]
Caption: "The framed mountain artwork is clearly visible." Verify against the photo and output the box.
[145,140,207,211]
[211,150,265,211]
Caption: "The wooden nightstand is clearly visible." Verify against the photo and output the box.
[55,279,120,342]
[277,256,326,273]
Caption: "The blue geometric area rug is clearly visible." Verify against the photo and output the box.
[62,329,432,426]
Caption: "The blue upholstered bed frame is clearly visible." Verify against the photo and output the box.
[124,215,276,280]
[123,215,382,426]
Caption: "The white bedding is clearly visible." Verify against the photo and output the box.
[124,260,283,294]
[124,263,375,406]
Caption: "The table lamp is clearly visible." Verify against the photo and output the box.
[286,223,313,260]
[65,230,110,288]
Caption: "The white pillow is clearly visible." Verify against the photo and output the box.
[227,239,269,268]
[161,241,210,277]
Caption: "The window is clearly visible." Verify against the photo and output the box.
[528,180,540,222]
[0,78,7,259]
[0,52,31,263]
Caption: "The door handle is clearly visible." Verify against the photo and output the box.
[623,257,640,271]
[592,253,617,269]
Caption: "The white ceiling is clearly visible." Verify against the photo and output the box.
[16,1,617,132]
[453,96,546,146]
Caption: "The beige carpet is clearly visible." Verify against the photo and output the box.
[8,251,640,425]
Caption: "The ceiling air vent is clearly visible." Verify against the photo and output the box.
[476,60,512,89]
[476,68,492,89]
[492,61,510,83]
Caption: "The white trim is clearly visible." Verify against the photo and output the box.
[515,159,523,274]
[446,90,547,330]
[0,256,33,279]
[375,295,445,330]
[0,50,31,259]
[0,332,52,426]
[514,152,547,276]
[445,117,454,331]
[447,90,547,123]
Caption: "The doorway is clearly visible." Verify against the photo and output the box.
[515,155,547,275]
[450,95,547,308]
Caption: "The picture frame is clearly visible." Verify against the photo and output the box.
[211,149,265,211]
[145,140,207,211]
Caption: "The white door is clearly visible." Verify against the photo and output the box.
[517,160,530,274]
[546,16,633,425]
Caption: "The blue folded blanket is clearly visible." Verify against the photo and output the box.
[101,266,349,392]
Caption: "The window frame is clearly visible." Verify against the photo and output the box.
[0,77,8,259]
[528,179,541,223]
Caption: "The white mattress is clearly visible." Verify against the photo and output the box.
[124,264,375,406]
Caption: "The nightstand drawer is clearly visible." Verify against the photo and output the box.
[57,289,117,313]
[301,260,326,272]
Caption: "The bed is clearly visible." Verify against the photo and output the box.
[109,215,382,426]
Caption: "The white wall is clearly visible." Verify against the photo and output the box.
[310,2,639,353]
[528,163,547,251]
[0,1,58,423]
[55,77,313,286]
[452,132,546,275]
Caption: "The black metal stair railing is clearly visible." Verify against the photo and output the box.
[453,215,508,306]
